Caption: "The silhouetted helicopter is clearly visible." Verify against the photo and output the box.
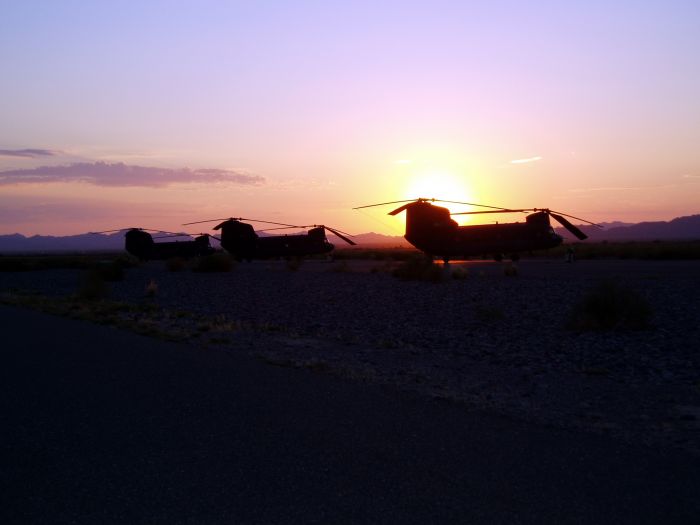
[182,217,356,260]
[90,228,216,260]
[354,198,601,262]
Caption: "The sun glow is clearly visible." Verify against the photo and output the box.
[403,172,474,223]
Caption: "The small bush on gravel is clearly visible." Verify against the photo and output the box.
[474,304,505,322]
[76,269,109,300]
[503,262,518,277]
[95,260,126,281]
[568,280,652,331]
[392,257,444,282]
[192,253,234,272]
[451,267,469,280]
[166,257,187,272]
[286,258,303,271]
[329,260,350,273]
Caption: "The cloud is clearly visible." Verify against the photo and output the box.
[0,162,265,187]
[0,148,60,158]
[510,156,542,164]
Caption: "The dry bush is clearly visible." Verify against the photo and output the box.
[145,279,158,297]
[192,253,234,272]
[392,257,444,282]
[328,260,350,273]
[165,257,187,272]
[76,269,109,300]
[474,304,505,323]
[451,267,469,280]
[568,280,652,331]
[286,257,303,271]
[503,262,518,277]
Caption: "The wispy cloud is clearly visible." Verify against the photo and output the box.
[570,175,698,194]
[0,148,60,158]
[510,156,542,164]
[568,186,641,193]
[0,162,265,187]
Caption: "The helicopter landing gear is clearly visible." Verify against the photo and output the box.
[510,253,520,262]
[442,256,450,265]
[494,253,503,262]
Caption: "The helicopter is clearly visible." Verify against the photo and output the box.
[354,198,601,263]
[90,228,216,260]
[182,217,356,260]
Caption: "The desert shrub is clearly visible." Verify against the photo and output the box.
[76,269,109,300]
[451,267,469,280]
[286,257,303,271]
[166,257,187,272]
[503,262,518,277]
[94,260,126,281]
[329,260,350,273]
[568,280,652,331]
[392,256,444,282]
[192,253,234,272]
[474,304,505,322]
[0,254,138,272]
[145,279,158,297]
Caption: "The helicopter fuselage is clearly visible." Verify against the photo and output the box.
[403,202,563,258]
[216,220,334,259]
[124,229,214,260]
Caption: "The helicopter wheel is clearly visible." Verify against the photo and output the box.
[442,256,450,265]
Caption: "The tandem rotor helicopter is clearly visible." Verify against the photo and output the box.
[90,228,216,260]
[182,217,357,260]
[354,198,601,263]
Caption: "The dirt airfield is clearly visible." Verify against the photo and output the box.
[2,256,699,456]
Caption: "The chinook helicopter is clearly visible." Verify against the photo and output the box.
[182,217,356,260]
[354,198,601,262]
[90,228,216,260]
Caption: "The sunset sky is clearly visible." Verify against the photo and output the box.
[2,1,699,237]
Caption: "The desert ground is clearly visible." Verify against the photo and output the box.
[4,303,700,524]
[2,257,699,458]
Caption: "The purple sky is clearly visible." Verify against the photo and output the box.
[1,1,699,235]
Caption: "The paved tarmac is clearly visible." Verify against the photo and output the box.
[1,304,699,524]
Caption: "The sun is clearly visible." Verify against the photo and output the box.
[403,172,475,223]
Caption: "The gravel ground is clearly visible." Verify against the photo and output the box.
[2,258,699,455]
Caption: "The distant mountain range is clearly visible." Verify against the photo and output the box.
[2,215,699,253]
[553,214,700,241]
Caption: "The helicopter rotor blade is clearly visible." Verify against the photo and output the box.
[323,226,357,246]
[437,200,518,211]
[151,233,192,240]
[182,218,228,226]
[549,213,588,240]
[353,199,426,210]
[291,224,358,245]
[183,217,301,228]
[357,198,519,213]
[547,209,603,228]
[254,226,302,232]
[388,203,414,216]
[450,209,531,216]
[89,229,128,234]
[90,227,168,234]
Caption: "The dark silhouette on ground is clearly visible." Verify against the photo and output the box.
[182,217,356,260]
[2,213,700,253]
[354,199,599,262]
